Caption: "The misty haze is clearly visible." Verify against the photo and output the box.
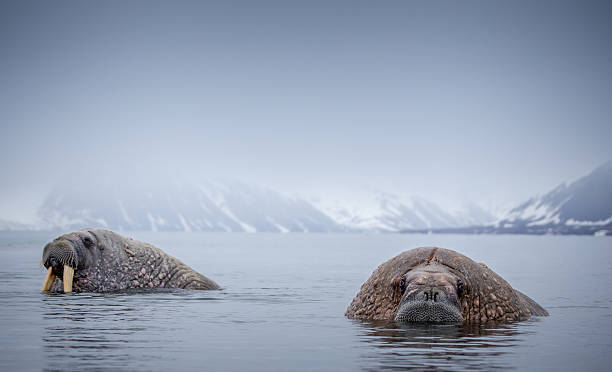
[1,1,611,371]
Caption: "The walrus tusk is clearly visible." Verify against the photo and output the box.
[41,267,56,291]
[63,265,74,293]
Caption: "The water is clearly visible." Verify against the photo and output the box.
[1,232,611,371]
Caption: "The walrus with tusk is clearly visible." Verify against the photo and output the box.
[345,247,548,323]
[41,229,219,293]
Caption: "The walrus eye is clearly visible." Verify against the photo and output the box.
[456,278,465,298]
[83,237,94,248]
[399,277,407,292]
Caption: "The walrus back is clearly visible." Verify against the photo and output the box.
[515,290,549,316]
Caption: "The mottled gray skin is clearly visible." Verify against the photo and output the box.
[42,229,219,292]
[345,247,548,323]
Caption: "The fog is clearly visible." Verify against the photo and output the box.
[1,0,611,222]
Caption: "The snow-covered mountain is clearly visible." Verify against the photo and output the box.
[5,161,609,235]
[21,181,495,233]
[491,161,612,235]
[312,191,495,232]
[37,180,346,233]
[402,161,612,236]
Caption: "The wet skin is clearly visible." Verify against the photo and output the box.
[345,247,548,323]
[41,229,219,293]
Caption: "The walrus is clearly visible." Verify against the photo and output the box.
[345,247,548,323]
[40,229,219,293]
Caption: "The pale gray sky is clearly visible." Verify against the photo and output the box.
[1,0,611,222]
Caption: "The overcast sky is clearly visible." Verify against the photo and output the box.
[1,0,611,222]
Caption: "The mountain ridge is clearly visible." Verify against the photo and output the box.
[312,191,494,232]
[401,161,612,236]
[2,162,610,235]
[34,180,346,233]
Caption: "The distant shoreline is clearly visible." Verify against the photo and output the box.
[401,225,611,236]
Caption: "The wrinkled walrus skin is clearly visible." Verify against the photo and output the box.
[345,247,548,323]
[41,229,219,293]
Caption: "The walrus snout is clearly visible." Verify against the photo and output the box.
[41,241,78,293]
[395,301,464,323]
[392,261,465,323]
[395,285,463,322]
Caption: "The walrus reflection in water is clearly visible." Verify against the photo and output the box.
[41,229,219,293]
[345,247,548,323]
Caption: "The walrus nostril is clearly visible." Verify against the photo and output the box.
[423,290,438,302]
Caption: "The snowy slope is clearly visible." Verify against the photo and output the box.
[492,161,612,235]
[11,160,609,236]
[5,181,497,233]
[313,191,495,232]
[402,161,612,236]
[37,180,345,233]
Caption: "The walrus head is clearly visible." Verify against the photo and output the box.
[41,230,100,292]
[393,262,464,323]
[345,247,549,323]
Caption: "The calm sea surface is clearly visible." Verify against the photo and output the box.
[0,232,611,371]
